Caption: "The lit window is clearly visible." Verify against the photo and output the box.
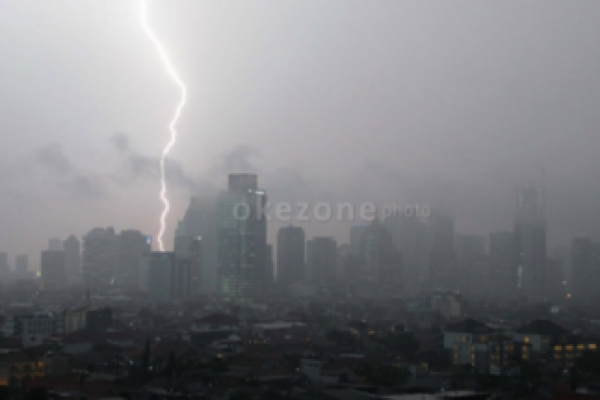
[566,345,574,351]
[578,345,585,350]
[554,345,562,351]
[524,337,530,343]
[589,344,597,350]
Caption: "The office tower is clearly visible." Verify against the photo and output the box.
[384,215,431,297]
[82,227,118,287]
[0,252,10,279]
[173,235,203,297]
[177,196,217,294]
[15,255,28,279]
[306,237,337,281]
[428,211,458,292]
[63,235,81,281]
[48,238,63,251]
[217,174,268,301]
[489,231,516,299]
[356,219,402,298]
[266,244,274,285]
[277,225,305,287]
[41,250,66,291]
[349,224,369,255]
[571,238,600,305]
[514,185,546,301]
[140,252,175,301]
[117,230,151,288]
[455,234,488,298]
[140,252,196,301]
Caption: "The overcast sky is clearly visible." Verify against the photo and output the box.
[1,1,600,268]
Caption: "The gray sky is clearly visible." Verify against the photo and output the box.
[1,1,600,269]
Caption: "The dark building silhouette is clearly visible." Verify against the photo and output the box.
[63,235,81,282]
[277,225,306,287]
[456,234,488,298]
[15,254,28,279]
[428,212,458,292]
[384,215,431,296]
[307,237,337,282]
[176,196,217,294]
[117,230,151,288]
[514,185,546,301]
[86,307,113,330]
[41,250,66,291]
[571,237,600,305]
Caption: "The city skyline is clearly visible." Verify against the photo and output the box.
[2,2,600,264]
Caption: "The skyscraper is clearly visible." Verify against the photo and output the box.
[41,250,66,291]
[356,219,402,298]
[0,252,9,279]
[177,196,217,294]
[63,235,81,281]
[384,214,430,296]
[428,211,458,292]
[48,238,63,251]
[217,174,268,301]
[306,237,337,281]
[514,185,546,301]
[15,255,28,279]
[455,234,488,298]
[277,225,306,287]
[117,230,151,288]
[173,235,203,297]
[571,237,600,305]
[82,227,118,287]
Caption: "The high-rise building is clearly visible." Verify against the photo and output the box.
[82,227,118,287]
[48,238,63,251]
[356,220,402,298]
[306,237,337,281]
[571,237,600,305]
[15,255,28,279]
[277,225,305,287]
[514,185,546,301]
[455,234,488,298]
[41,250,66,291]
[117,230,151,288]
[0,252,10,279]
[173,235,203,297]
[489,231,516,299]
[217,174,268,301]
[140,251,198,301]
[384,215,431,297]
[63,235,81,281]
[177,196,218,294]
[349,224,369,255]
[428,212,458,292]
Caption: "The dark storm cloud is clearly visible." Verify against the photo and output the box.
[219,144,260,173]
[36,143,72,175]
[109,133,205,193]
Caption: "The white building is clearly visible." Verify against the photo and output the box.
[3,312,64,347]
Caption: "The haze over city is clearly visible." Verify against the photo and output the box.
[1,1,600,269]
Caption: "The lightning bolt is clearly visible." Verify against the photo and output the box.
[141,0,187,251]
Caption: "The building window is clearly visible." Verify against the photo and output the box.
[524,337,530,343]
[589,344,597,350]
